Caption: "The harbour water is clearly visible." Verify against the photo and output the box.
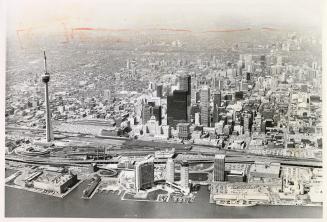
[5,182,322,218]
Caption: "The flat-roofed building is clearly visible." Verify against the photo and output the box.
[33,172,78,194]
[135,158,155,192]
[177,123,191,140]
[180,161,189,189]
[165,158,175,183]
[214,154,225,181]
[249,162,281,179]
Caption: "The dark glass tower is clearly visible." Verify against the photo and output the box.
[179,75,191,119]
[213,91,221,124]
[167,90,188,128]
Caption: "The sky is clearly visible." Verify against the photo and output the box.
[5,0,323,35]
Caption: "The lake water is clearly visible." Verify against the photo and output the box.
[5,181,322,218]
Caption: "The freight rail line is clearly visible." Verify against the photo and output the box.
[5,155,322,168]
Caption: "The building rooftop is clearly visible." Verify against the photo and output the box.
[215,154,226,159]
[250,162,280,176]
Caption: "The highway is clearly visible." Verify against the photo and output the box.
[5,152,322,168]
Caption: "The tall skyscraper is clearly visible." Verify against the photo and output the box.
[200,86,210,127]
[246,72,251,81]
[142,102,162,126]
[135,158,155,192]
[166,158,175,183]
[152,106,162,125]
[142,104,152,124]
[148,82,156,91]
[104,89,111,102]
[214,154,225,181]
[167,90,188,128]
[191,76,197,104]
[41,51,53,142]
[212,91,221,124]
[254,113,262,132]
[156,84,163,98]
[243,113,250,134]
[191,86,197,104]
[179,74,191,120]
[237,60,243,76]
[180,161,189,189]
[179,74,191,94]
[214,77,224,91]
[195,112,200,125]
[126,59,131,69]
[244,54,253,68]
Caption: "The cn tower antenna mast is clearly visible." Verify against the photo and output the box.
[42,51,53,142]
[44,51,48,74]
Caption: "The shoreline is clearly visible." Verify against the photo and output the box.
[5,179,84,198]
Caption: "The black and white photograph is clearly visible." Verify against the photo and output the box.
[1,0,326,219]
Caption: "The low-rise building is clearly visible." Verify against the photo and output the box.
[33,172,78,194]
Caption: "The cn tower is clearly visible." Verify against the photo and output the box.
[42,51,53,142]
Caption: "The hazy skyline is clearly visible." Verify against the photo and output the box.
[6,0,323,37]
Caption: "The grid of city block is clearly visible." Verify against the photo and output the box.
[4,0,323,219]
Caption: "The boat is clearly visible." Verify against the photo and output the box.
[82,175,101,199]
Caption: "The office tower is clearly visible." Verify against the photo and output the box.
[237,60,243,76]
[167,90,188,128]
[191,87,197,104]
[260,55,266,66]
[191,76,197,105]
[135,158,154,192]
[41,51,53,142]
[142,104,152,124]
[241,81,248,91]
[148,101,155,107]
[177,123,190,140]
[156,84,163,98]
[148,82,156,91]
[104,89,111,102]
[281,72,287,83]
[190,104,200,121]
[179,74,191,120]
[214,154,225,181]
[166,158,175,183]
[243,113,250,134]
[213,91,221,124]
[215,121,224,135]
[180,161,189,189]
[254,114,262,132]
[261,120,267,133]
[152,106,162,125]
[162,125,171,139]
[244,54,253,68]
[200,86,210,127]
[132,67,137,77]
[145,116,160,136]
[223,125,231,136]
[214,77,224,91]
[126,59,131,69]
[179,74,191,95]
[195,113,200,125]
[312,61,318,70]
[246,72,251,81]
[235,91,244,100]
